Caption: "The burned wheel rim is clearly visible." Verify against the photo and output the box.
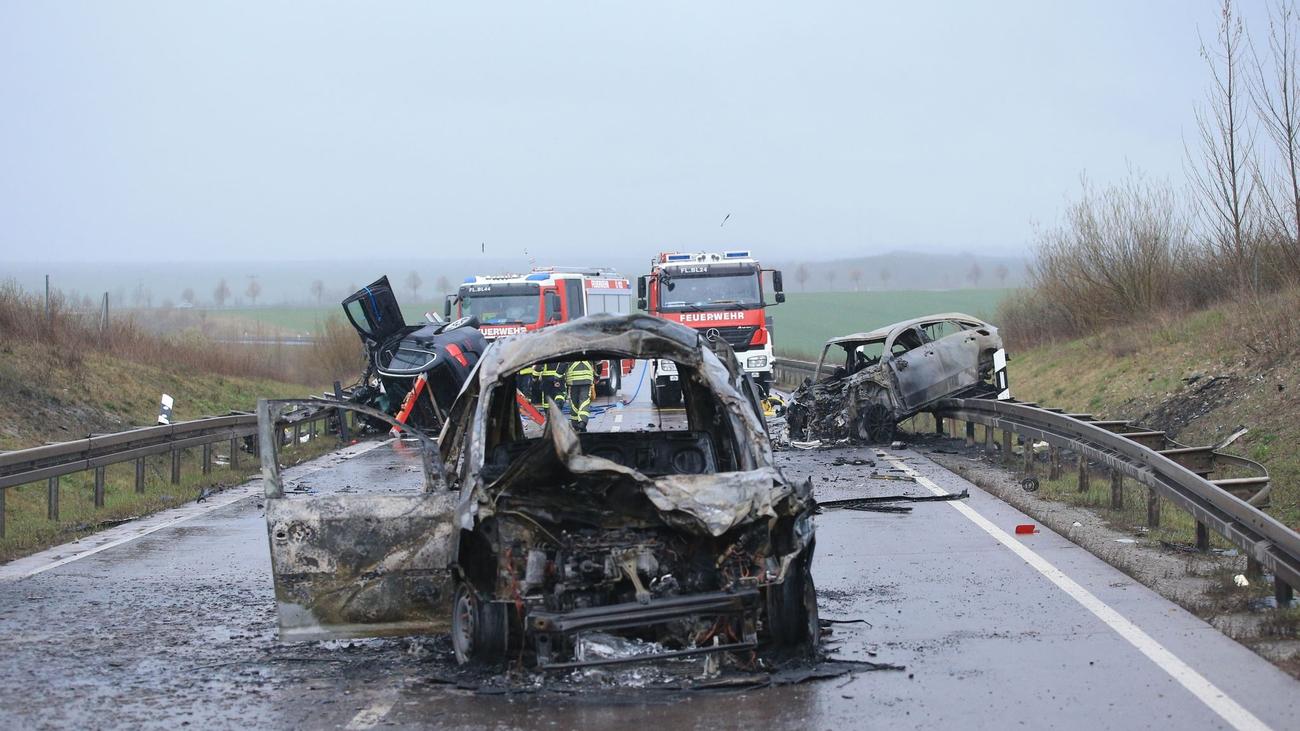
[856,402,895,444]
[451,584,477,665]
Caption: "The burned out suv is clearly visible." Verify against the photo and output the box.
[787,313,1005,443]
[260,314,818,670]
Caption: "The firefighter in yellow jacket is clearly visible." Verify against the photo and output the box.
[539,362,564,408]
[562,359,595,431]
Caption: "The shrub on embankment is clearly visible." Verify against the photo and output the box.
[0,281,364,449]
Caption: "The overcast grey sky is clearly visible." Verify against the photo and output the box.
[0,1,1254,264]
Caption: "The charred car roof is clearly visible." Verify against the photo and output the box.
[824,312,992,346]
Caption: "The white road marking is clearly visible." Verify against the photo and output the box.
[0,439,392,582]
[882,453,1272,731]
[345,698,395,729]
[612,412,624,431]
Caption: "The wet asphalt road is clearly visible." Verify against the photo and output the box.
[2,370,1299,729]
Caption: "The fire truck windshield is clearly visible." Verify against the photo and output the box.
[459,285,541,324]
[658,271,761,310]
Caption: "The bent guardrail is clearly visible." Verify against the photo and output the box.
[0,401,353,538]
[932,397,1298,605]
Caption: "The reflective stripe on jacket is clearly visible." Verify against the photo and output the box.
[564,360,595,385]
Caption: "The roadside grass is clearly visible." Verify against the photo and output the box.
[0,343,320,452]
[0,434,336,563]
[771,288,1011,360]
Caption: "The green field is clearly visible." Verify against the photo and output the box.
[203,302,444,336]
[197,289,1013,356]
[768,289,1011,358]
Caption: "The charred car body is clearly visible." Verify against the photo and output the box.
[342,276,488,432]
[787,313,1006,443]
[259,313,818,669]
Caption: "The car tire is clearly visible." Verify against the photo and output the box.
[854,395,896,444]
[451,582,508,665]
[766,554,820,649]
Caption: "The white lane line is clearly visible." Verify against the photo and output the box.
[345,698,395,729]
[612,412,624,432]
[882,453,1272,731]
[0,439,392,582]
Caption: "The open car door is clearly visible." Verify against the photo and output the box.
[258,399,456,641]
[342,276,408,345]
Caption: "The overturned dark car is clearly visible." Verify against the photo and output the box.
[259,314,818,670]
[342,275,488,432]
[787,313,1006,443]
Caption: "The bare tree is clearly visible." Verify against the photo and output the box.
[966,262,983,287]
[310,279,324,305]
[1251,0,1300,276]
[824,269,836,290]
[436,275,452,296]
[1189,0,1259,288]
[213,279,231,307]
[181,287,196,305]
[994,263,1010,286]
[794,263,810,291]
[849,268,863,290]
[878,268,892,289]
[405,271,423,301]
[245,278,262,306]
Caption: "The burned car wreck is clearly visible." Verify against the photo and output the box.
[787,313,1006,443]
[259,313,818,670]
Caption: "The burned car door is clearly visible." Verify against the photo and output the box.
[884,326,937,410]
[342,276,407,345]
[259,400,457,641]
[926,319,984,396]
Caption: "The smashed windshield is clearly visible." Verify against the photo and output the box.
[658,272,761,310]
[460,285,540,325]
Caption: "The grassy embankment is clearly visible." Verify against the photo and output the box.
[999,291,1300,539]
[0,283,364,562]
[0,341,340,562]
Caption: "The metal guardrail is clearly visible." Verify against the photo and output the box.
[932,397,1298,605]
[0,400,352,538]
[773,357,827,388]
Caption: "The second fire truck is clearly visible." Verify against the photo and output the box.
[445,267,634,395]
[637,250,785,406]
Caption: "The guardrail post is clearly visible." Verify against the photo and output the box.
[1001,430,1013,465]
[309,418,318,441]
[1077,455,1090,493]
[1022,438,1034,475]
[94,466,106,507]
[334,381,351,443]
[229,437,240,469]
[170,448,181,485]
[1196,521,1210,551]
[1146,488,1161,528]
[1048,446,1061,480]
[135,458,145,493]
[293,422,302,446]
[1246,557,1264,579]
[983,424,993,454]
[1110,471,1123,509]
[964,421,975,447]
[1276,579,1294,607]
[0,489,6,538]
[934,414,944,436]
[47,476,59,520]
[202,443,212,475]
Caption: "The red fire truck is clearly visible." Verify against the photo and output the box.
[637,251,785,406]
[445,267,634,394]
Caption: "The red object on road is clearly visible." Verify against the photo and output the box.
[1015,524,1037,535]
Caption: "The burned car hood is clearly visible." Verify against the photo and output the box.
[484,404,792,537]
